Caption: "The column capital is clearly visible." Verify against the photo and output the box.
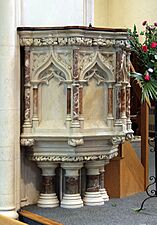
[37,162,58,176]
[61,162,83,168]
[85,160,106,170]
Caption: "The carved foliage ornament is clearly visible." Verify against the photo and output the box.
[32,53,50,71]
[19,37,129,48]
[84,65,107,85]
[29,152,118,162]
[38,64,66,85]
[79,52,115,83]
[68,138,84,147]
[21,138,35,146]
[32,51,72,75]
[111,136,125,145]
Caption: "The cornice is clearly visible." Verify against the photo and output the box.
[17,26,129,48]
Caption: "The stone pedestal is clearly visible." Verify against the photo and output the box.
[61,162,83,208]
[37,162,59,208]
[83,161,104,206]
[18,26,133,209]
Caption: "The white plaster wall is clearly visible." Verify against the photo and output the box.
[21,0,94,27]
[94,0,157,30]
[21,151,41,206]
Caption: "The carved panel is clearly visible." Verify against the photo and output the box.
[84,64,107,85]
[40,77,66,127]
[32,52,50,72]
[78,51,95,73]
[83,78,107,128]
[31,50,72,81]
[39,64,66,84]
[78,52,115,81]
[55,51,72,72]
[99,53,115,73]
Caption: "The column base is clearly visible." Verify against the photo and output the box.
[114,121,124,132]
[83,192,104,206]
[61,194,83,209]
[0,209,18,219]
[100,188,109,201]
[37,193,59,208]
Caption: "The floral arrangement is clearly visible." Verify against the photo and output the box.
[128,21,157,106]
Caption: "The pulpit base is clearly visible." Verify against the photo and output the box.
[61,194,83,209]
[83,192,104,206]
[100,188,109,201]
[37,193,59,208]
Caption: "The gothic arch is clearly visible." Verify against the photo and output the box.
[80,52,114,83]
[32,51,71,84]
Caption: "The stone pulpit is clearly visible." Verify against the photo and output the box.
[18,26,133,208]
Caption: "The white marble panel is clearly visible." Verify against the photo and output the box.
[40,79,66,128]
[83,79,107,128]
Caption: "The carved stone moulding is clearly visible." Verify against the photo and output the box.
[17,27,129,49]
[20,133,131,149]
[18,37,129,48]
[29,152,118,163]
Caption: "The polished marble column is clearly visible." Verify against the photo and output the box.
[83,161,104,206]
[107,83,114,127]
[61,162,83,208]
[37,162,59,208]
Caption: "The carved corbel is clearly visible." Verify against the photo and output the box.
[111,136,125,146]
[21,138,35,147]
[125,132,134,141]
[68,138,84,147]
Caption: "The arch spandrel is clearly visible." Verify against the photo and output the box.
[31,50,72,84]
[79,52,115,83]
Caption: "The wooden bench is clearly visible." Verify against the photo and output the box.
[0,214,28,225]
[19,210,63,225]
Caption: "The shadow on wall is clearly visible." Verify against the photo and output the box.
[21,148,42,206]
